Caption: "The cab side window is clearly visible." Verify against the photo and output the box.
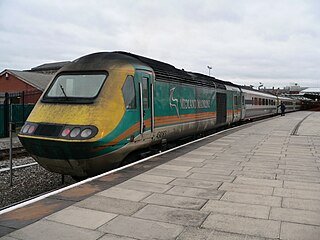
[122,76,136,109]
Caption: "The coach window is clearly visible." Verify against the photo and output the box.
[234,96,238,106]
[122,76,136,109]
[142,77,149,109]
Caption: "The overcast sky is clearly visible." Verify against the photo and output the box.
[0,0,319,88]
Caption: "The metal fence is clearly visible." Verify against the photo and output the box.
[0,92,36,138]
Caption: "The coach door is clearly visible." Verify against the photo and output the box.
[216,92,227,126]
[137,71,154,138]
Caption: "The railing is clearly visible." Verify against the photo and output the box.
[0,90,39,138]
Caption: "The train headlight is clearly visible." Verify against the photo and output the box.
[20,122,97,139]
[70,128,81,138]
[22,124,30,134]
[60,126,97,139]
[28,125,36,134]
[61,128,71,137]
[80,128,92,138]
[20,122,38,135]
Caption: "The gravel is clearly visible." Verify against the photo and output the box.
[0,157,76,209]
[0,156,36,169]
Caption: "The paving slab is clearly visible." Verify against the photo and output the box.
[176,226,214,240]
[117,179,172,193]
[174,156,206,162]
[170,178,222,189]
[221,191,282,207]
[242,167,284,174]
[208,231,268,240]
[131,173,175,184]
[145,168,192,178]
[201,200,270,219]
[98,234,137,240]
[234,176,283,188]
[134,205,208,227]
[166,185,225,200]
[188,172,235,182]
[99,215,184,240]
[218,182,274,195]
[75,195,146,216]
[45,206,117,229]
[97,187,151,201]
[281,159,319,166]
[165,160,204,167]
[155,164,192,172]
[186,150,214,156]
[283,169,320,177]
[240,162,279,169]
[282,198,320,211]
[8,220,103,240]
[204,162,242,168]
[231,170,276,180]
[276,174,320,183]
[278,164,320,172]
[273,187,320,200]
[283,180,320,191]
[249,155,281,161]
[280,222,320,240]
[142,193,207,210]
[189,167,233,175]
[202,213,281,239]
[270,207,320,226]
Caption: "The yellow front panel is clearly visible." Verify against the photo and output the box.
[27,66,135,141]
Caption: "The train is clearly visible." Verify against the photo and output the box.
[18,52,301,178]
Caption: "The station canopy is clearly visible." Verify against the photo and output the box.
[300,88,320,101]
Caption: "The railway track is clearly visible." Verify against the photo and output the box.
[0,156,76,210]
[0,147,28,160]
[0,162,38,173]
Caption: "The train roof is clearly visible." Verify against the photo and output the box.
[117,52,230,89]
[240,85,282,97]
[59,52,145,73]
[62,51,239,90]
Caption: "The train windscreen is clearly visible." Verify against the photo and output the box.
[43,72,108,103]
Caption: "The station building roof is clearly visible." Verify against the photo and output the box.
[0,69,52,91]
[301,87,320,94]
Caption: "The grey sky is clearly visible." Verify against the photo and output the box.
[0,0,319,88]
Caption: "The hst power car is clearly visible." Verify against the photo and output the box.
[18,52,300,177]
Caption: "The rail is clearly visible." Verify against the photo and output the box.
[0,162,38,173]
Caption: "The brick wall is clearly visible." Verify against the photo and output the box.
[0,74,42,104]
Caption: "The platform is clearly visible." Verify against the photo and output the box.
[1,111,320,240]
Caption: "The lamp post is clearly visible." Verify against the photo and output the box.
[207,66,212,76]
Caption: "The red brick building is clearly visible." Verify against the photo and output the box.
[0,70,53,104]
[0,61,69,104]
